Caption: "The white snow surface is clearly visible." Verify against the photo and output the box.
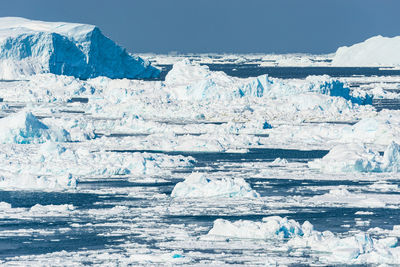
[0,17,159,79]
[171,172,259,198]
[332,35,400,67]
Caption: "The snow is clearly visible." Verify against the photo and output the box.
[0,17,159,79]
[0,111,70,144]
[332,35,400,67]
[204,216,400,264]
[171,172,260,198]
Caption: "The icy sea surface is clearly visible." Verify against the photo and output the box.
[2,61,400,265]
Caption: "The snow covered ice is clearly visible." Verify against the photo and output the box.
[2,17,400,266]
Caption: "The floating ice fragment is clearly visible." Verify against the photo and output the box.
[310,141,400,173]
[308,143,381,173]
[0,172,77,190]
[0,111,70,144]
[382,141,400,172]
[271,158,288,166]
[171,172,259,198]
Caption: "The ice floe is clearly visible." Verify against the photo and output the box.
[171,172,259,198]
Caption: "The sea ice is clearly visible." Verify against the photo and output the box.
[171,172,260,198]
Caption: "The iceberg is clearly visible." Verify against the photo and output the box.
[309,141,400,173]
[308,143,381,173]
[204,216,400,264]
[0,17,160,79]
[0,111,70,144]
[170,172,260,198]
[0,143,195,188]
[382,141,400,172]
[332,35,400,66]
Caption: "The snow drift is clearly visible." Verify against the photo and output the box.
[0,17,160,79]
[332,35,400,67]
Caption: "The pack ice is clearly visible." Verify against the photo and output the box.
[0,17,160,79]
[332,35,400,66]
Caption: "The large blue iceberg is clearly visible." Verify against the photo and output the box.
[0,17,160,79]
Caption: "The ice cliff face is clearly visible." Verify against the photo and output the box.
[0,17,160,79]
[332,35,400,67]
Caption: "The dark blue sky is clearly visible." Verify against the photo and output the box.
[1,0,400,54]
